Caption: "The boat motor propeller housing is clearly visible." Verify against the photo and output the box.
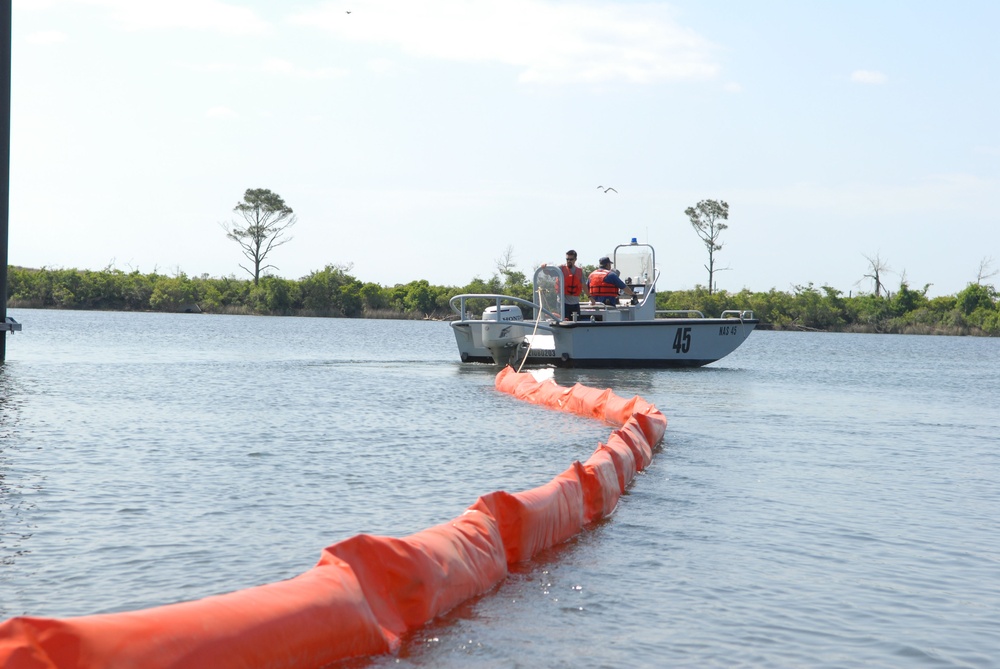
[481,305,525,366]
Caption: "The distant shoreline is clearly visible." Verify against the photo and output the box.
[6,303,995,338]
[5,265,999,337]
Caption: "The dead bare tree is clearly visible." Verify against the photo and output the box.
[494,244,527,290]
[976,256,998,285]
[860,252,892,297]
[495,245,517,276]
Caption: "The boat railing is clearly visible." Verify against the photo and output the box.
[655,309,756,320]
[449,293,561,323]
[655,310,706,319]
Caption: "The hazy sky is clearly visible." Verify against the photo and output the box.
[9,0,999,296]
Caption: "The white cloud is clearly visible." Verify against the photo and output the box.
[368,58,397,75]
[850,69,887,85]
[76,0,269,34]
[13,0,59,10]
[25,30,68,44]
[289,0,720,84]
[261,58,349,80]
[206,106,237,119]
[179,58,348,80]
[176,61,241,74]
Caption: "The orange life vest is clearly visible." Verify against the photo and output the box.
[588,268,619,298]
[560,265,583,297]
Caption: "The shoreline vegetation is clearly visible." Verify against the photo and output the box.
[6,264,999,336]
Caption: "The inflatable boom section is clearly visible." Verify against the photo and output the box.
[0,367,666,668]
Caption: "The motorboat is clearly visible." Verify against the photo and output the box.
[449,240,759,368]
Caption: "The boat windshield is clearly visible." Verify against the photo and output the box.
[533,266,563,318]
[613,243,655,286]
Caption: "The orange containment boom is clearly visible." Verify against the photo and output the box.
[0,367,666,668]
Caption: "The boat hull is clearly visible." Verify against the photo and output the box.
[452,317,758,368]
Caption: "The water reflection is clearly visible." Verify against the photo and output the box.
[0,364,37,611]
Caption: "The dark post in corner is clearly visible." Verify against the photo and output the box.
[1,0,19,363]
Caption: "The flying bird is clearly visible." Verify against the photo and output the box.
[602,187,617,193]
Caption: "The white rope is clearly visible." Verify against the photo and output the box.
[515,287,546,373]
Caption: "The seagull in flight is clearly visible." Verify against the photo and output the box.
[597,186,617,193]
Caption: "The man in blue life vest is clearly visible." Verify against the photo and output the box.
[588,256,635,306]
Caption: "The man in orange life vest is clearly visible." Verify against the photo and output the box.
[589,256,635,306]
[558,249,585,320]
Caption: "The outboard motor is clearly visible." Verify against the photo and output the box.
[481,305,525,365]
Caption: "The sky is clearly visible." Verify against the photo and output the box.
[8,0,1000,297]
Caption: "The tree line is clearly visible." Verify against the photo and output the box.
[660,282,999,336]
[6,189,997,334]
[6,263,999,335]
[5,264,449,319]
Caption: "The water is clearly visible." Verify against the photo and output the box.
[2,309,999,668]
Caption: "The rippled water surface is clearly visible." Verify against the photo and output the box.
[2,309,999,668]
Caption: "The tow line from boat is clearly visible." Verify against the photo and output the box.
[515,287,548,373]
